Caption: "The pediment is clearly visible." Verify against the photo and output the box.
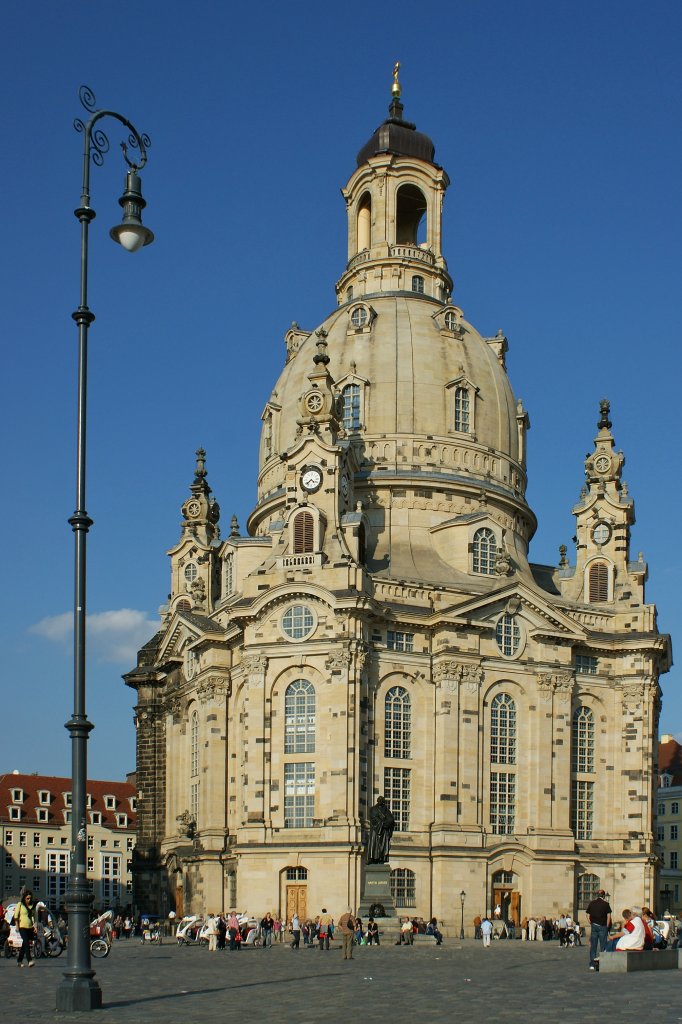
[442,581,587,641]
[156,610,222,662]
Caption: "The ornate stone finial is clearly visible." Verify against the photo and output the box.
[313,328,330,366]
[598,399,612,431]
[559,544,568,568]
[392,61,401,98]
[195,448,207,480]
[230,514,240,537]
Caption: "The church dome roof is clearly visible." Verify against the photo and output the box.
[258,293,525,506]
[356,98,436,167]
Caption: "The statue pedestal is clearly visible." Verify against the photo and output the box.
[358,863,396,918]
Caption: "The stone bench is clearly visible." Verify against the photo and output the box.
[599,949,681,973]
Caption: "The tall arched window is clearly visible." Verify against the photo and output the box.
[190,709,199,826]
[571,706,595,840]
[589,562,609,602]
[490,693,516,835]
[293,511,314,554]
[224,553,234,596]
[495,614,521,657]
[342,384,361,430]
[385,686,411,759]
[390,868,416,907]
[473,528,496,574]
[396,184,427,245]
[490,693,516,765]
[454,386,470,432]
[357,192,371,251]
[411,274,424,294]
[572,707,595,773]
[284,679,316,753]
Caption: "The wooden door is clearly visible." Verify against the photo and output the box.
[175,882,184,917]
[286,885,307,923]
[510,891,521,925]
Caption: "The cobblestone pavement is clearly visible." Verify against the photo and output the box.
[2,939,681,1024]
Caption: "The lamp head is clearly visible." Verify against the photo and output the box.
[110,169,154,252]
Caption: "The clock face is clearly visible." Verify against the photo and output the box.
[592,522,610,545]
[301,467,322,492]
[186,500,201,518]
[594,454,611,475]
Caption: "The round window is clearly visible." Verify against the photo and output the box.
[184,563,198,583]
[281,604,315,641]
[495,613,521,657]
[592,522,610,546]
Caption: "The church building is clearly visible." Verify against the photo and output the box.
[125,72,671,928]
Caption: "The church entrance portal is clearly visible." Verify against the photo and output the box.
[492,872,520,925]
[286,885,307,923]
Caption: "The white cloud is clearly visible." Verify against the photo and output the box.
[28,609,159,664]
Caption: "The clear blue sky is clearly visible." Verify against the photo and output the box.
[2,0,680,779]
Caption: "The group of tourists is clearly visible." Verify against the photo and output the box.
[585,889,676,970]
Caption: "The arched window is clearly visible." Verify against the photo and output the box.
[572,707,595,773]
[490,694,516,835]
[444,310,457,331]
[342,384,361,430]
[190,710,199,778]
[346,286,354,302]
[293,511,314,554]
[190,709,199,827]
[490,694,516,765]
[577,872,600,910]
[454,386,470,432]
[284,680,316,754]
[396,184,427,245]
[390,868,416,907]
[351,306,368,328]
[411,275,424,294]
[571,706,595,841]
[184,562,198,583]
[589,562,609,602]
[357,192,371,251]
[473,528,496,575]
[385,686,411,759]
[495,614,520,657]
[224,553,234,596]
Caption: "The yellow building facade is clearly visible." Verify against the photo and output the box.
[126,79,671,929]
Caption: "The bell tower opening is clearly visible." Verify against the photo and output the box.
[396,184,426,245]
[357,192,371,252]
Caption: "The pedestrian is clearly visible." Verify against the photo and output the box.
[473,914,482,940]
[291,913,301,949]
[318,908,333,950]
[428,917,443,945]
[216,913,227,950]
[15,891,36,967]
[274,916,282,943]
[585,888,612,970]
[366,917,379,946]
[228,912,240,950]
[206,913,218,952]
[558,912,568,947]
[260,912,274,948]
[481,916,493,948]
[338,907,355,960]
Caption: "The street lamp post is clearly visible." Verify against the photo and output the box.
[459,890,466,940]
[56,85,153,1014]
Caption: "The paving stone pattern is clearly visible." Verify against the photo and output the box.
[2,939,681,1024]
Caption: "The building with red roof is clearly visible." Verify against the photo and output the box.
[0,772,136,910]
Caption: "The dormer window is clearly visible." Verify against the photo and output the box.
[346,286,354,302]
[90,811,102,825]
[86,794,92,809]
[342,384,361,431]
[224,552,234,597]
[38,790,50,806]
[63,810,72,823]
[454,386,470,432]
[411,275,424,294]
[661,773,673,789]
[9,806,21,821]
[10,788,24,804]
[104,795,116,811]
[36,808,48,823]
[116,813,128,828]
[129,797,137,812]
[472,528,497,575]
[444,310,457,331]
[351,306,367,328]
[64,792,72,807]
[347,303,374,334]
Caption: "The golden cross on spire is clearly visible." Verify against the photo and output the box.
[392,61,401,98]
